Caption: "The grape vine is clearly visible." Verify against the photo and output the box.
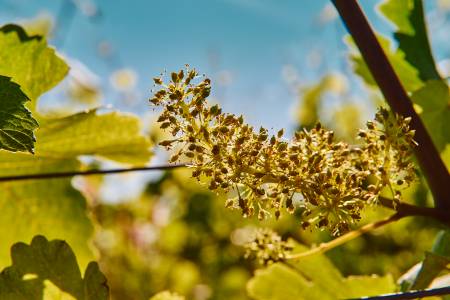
[151,68,417,236]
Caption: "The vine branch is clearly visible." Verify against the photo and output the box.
[285,196,450,261]
[347,286,450,300]
[331,0,450,212]
[0,164,447,225]
[0,163,187,182]
[378,196,449,225]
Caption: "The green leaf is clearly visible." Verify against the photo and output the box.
[441,144,450,171]
[0,267,43,300]
[247,263,327,300]
[411,80,450,151]
[410,230,450,290]
[0,76,38,153]
[410,252,450,290]
[340,276,398,299]
[36,110,152,165]
[379,0,441,81]
[0,235,109,300]
[247,242,395,300]
[399,231,450,290]
[379,0,415,35]
[348,35,423,92]
[0,154,95,271]
[0,24,69,109]
[81,263,109,300]
[0,109,152,270]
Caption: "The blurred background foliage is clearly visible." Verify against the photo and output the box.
[82,131,441,300]
[0,0,449,299]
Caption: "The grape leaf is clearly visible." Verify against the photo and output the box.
[0,235,109,300]
[411,80,449,151]
[410,230,450,290]
[247,263,326,300]
[35,110,152,165]
[0,109,152,270]
[0,24,69,109]
[0,76,38,153]
[348,35,423,92]
[379,0,415,35]
[247,242,395,300]
[0,154,95,271]
[379,0,441,81]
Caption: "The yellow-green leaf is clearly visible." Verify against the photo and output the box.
[348,35,423,92]
[411,80,450,151]
[379,0,441,81]
[36,110,152,165]
[247,241,395,300]
[247,263,327,300]
[0,24,69,109]
[0,154,94,270]
[0,109,152,270]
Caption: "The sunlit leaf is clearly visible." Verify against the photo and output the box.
[247,263,327,300]
[247,242,395,300]
[0,24,68,109]
[411,80,450,151]
[379,0,415,34]
[348,35,423,92]
[0,154,94,270]
[0,235,109,300]
[0,76,38,153]
[379,0,441,81]
[0,108,152,269]
[36,110,152,165]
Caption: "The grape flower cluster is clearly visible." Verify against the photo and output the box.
[149,68,417,236]
[243,228,293,265]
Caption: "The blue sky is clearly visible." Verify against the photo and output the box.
[0,1,447,129]
[0,0,407,129]
[1,0,447,202]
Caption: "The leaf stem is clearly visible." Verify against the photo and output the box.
[331,0,450,213]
